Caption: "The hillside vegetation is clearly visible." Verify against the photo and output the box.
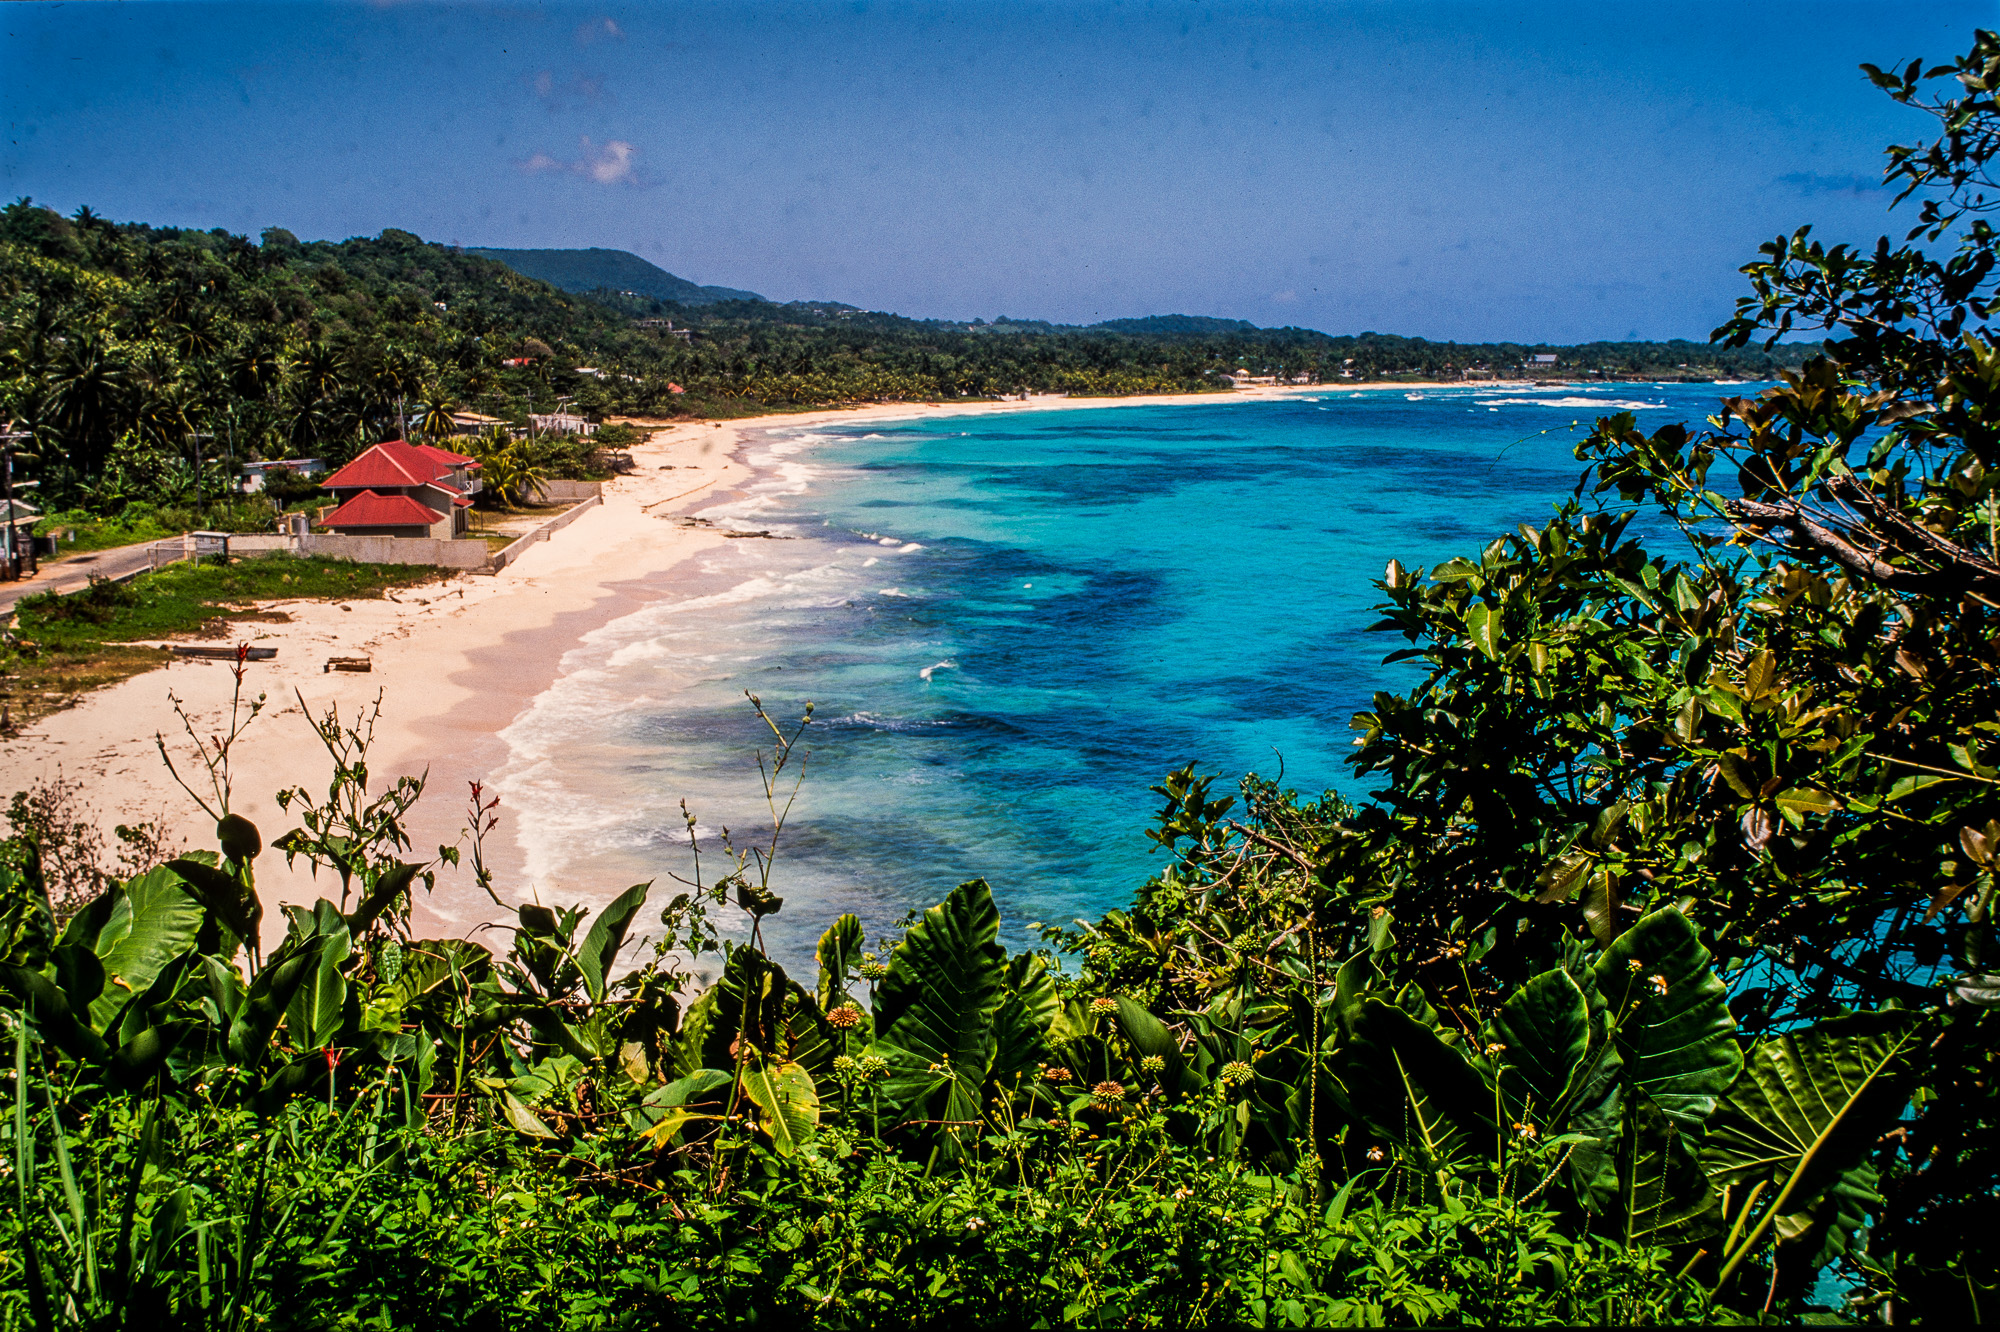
[466,246,765,305]
[1,197,1814,520]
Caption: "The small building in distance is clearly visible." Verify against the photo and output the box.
[1524,353,1560,377]
[0,497,39,564]
[634,317,695,342]
[240,458,325,493]
[447,410,512,437]
[528,411,597,436]
[317,439,483,539]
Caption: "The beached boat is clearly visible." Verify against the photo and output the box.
[169,645,276,661]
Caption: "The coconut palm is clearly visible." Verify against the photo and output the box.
[416,395,459,441]
[290,341,346,403]
[50,331,131,474]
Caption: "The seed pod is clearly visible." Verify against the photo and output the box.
[216,813,262,861]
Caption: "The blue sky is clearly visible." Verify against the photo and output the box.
[3,1,1986,340]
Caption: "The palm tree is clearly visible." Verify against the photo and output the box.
[50,331,131,475]
[416,395,459,442]
[227,334,286,405]
[290,342,346,403]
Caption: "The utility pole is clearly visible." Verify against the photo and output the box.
[0,430,32,581]
[189,432,214,515]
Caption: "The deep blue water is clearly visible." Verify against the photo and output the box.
[490,382,1746,965]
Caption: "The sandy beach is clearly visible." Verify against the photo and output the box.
[0,380,1493,937]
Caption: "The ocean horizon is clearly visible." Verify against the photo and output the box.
[488,382,1747,968]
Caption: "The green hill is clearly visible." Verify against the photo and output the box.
[465,246,764,305]
[1088,314,1260,336]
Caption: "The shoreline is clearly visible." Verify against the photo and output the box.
[0,378,1650,937]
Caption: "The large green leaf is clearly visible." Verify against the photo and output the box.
[1592,908,1741,1131]
[1479,968,1594,1127]
[684,948,788,1070]
[672,986,721,1082]
[166,857,262,952]
[1617,1093,1720,1246]
[228,935,327,1071]
[1114,994,1187,1095]
[576,881,650,1003]
[629,1068,732,1142]
[1704,1009,1928,1283]
[388,940,491,1011]
[0,962,110,1063]
[57,885,129,953]
[741,1057,819,1155]
[872,879,1008,1143]
[282,901,351,1051]
[1331,997,1497,1172]
[87,868,205,1031]
[343,861,423,938]
[815,913,865,1010]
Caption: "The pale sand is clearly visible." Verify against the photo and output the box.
[0,381,1469,939]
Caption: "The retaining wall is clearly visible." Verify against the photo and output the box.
[232,532,489,569]
[529,479,604,502]
[491,494,604,571]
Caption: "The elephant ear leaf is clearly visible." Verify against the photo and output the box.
[167,857,262,951]
[1592,907,1740,1131]
[815,913,865,1010]
[344,862,424,938]
[1114,995,1188,1095]
[1617,1093,1720,1247]
[872,879,1007,1142]
[576,882,650,1004]
[58,884,129,954]
[283,906,351,1051]
[741,1057,820,1156]
[1705,1009,1929,1287]
[228,935,326,1071]
[1480,967,1611,1129]
[0,962,111,1063]
[88,868,205,1032]
[1333,997,1496,1170]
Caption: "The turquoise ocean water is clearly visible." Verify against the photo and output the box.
[488,382,1746,966]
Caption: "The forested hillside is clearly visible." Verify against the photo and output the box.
[0,197,1817,513]
[467,246,765,305]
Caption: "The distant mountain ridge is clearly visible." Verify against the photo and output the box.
[1087,314,1260,335]
[466,246,765,306]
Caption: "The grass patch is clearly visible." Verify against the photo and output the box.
[34,500,301,555]
[0,555,443,728]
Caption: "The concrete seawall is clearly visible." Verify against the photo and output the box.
[491,494,603,570]
[528,479,604,502]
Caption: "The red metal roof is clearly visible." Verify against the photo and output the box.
[414,442,481,470]
[322,439,475,492]
[321,489,446,529]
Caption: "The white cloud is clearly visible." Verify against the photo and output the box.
[585,139,634,184]
[519,136,638,186]
[575,17,623,45]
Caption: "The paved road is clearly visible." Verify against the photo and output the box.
[0,541,165,617]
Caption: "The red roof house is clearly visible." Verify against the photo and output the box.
[318,439,482,539]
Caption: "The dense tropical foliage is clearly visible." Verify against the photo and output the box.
[5,29,2000,1330]
[1,194,1815,524]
